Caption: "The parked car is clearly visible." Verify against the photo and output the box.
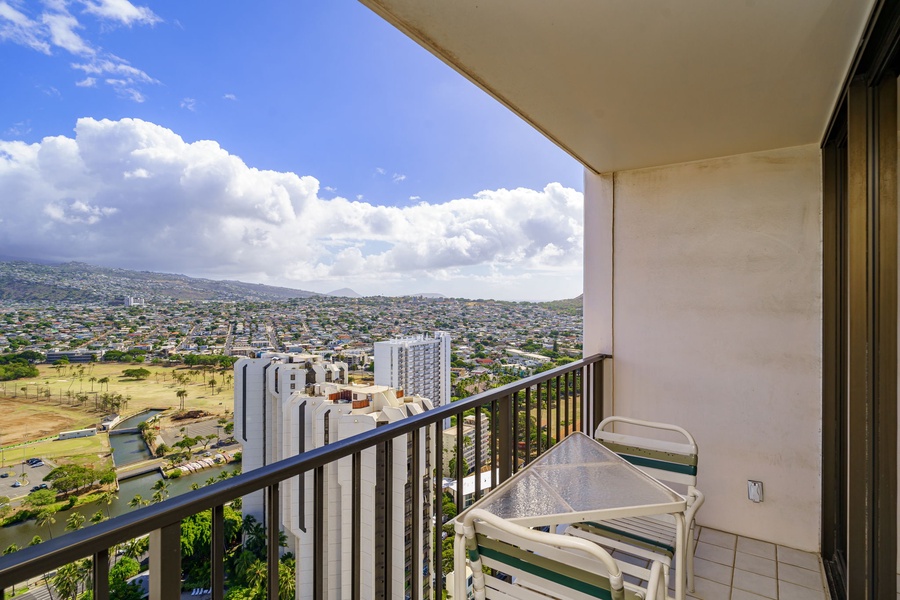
[0,473,7,478]
[11,481,21,487]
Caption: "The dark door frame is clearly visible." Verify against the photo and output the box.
[822,2,899,598]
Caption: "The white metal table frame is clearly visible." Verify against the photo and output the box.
[452,431,687,600]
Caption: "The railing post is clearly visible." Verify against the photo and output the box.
[498,394,513,482]
[93,548,109,600]
[211,505,224,600]
[268,483,280,600]
[149,522,181,600]
[592,359,605,435]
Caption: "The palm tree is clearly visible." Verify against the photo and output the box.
[279,558,296,600]
[176,389,188,411]
[100,490,118,518]
[246,559,268,594]
[151,479,170,502]
[89,376,97,391]
[129,494,146,508]
[53,562,82,600]
[98,376,109,391]
[36,509,56,539]
[65,511,85,532]
[90,510,105,525]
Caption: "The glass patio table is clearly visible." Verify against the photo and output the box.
[452,431,687,599]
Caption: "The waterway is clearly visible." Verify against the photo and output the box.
[115,409,163,430]
[0,463,239,550]
[107,409,164,467]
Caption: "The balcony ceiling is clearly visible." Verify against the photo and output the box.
[360,0,875,173]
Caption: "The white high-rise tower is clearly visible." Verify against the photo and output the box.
[374,331,451,418]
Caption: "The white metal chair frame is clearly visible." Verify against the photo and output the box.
[460,508,666,600]
[572,416,705,598]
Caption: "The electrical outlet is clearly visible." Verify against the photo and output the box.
[748,480,764,503]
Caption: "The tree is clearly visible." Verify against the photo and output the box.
[121,368,151,380]
[65,511,85,532]
[90,510,105,525]
[176,388,188,410]
[35,509,57,539]
[52,561,84,600]
[98,376,110,391]
[155,443,170,458]
[25,488,56,507]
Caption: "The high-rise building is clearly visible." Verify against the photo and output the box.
[374,332,451,426]
[234,352,435,599]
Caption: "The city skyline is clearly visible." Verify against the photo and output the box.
[0,1,584,301]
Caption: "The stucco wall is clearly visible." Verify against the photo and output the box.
[584,144,823,550]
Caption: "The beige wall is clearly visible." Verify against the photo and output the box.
[584,144,823,550]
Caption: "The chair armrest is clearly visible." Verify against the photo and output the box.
[597,415,697,448]
[684,487,705,526]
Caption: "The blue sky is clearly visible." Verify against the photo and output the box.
[0,1,584,300]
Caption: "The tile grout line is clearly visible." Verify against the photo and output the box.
[774,544,779,600]
[729,529,736,600]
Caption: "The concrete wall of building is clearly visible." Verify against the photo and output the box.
[584,144,823,550]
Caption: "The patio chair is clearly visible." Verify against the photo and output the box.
[461,508,666,600]
[568,416,704,596]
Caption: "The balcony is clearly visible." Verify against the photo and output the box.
[0,355,609,599]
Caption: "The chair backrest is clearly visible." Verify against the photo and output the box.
[462,508,640,600]
[595,416,699,487]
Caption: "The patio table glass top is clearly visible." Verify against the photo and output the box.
[454,431,685,529]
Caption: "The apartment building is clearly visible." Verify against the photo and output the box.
[441,414,490,476]
[374,332,450,428]
[235,353,434,599]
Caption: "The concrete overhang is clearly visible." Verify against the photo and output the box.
[359,1,875,173]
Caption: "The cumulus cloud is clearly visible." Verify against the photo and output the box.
[0,0,158,101]
[81,0,160,26]
[0,118,583,298]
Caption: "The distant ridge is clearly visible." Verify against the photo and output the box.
[539,294,582,316]
[326,287,362,298]
[0,259,319,303]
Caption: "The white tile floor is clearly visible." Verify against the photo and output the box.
[619,526,835,599]
[686,527,830,600]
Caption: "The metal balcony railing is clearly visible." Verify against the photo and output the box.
[0,354,608,600]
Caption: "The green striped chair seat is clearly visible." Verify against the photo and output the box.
[569,517,677,561]
[460,508,666,600]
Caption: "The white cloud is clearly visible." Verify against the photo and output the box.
[180,97,196,111]
[223,93,237,101]
[324,186,336,192]
[81,0,160,26]
[0,2,157,101]
[0,1,51,53]
[374,167,385,175]
[392,173,406,183]
[0,118,583,299]
[42,10,93,55]
[4,120,31,137]
[409,195,420,201]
